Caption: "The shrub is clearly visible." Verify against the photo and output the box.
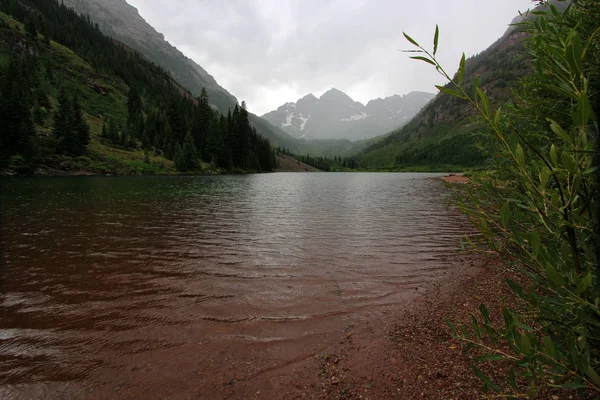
[404,1,598,397]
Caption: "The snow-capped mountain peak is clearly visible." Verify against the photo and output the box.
[262,89,434,141]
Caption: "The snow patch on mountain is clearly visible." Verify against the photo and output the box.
[262,88,435,141]
[299,115,310,130]
[282,112,295,127]
[341,112,369,122]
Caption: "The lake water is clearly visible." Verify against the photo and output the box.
[0,173,469,399]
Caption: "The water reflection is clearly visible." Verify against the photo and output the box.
[0,173,470,398]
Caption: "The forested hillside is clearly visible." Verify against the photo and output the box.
[0,0,276,175]
[356,23,532,170]
[60,0,352,158]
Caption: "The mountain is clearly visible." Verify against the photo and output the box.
[356,25,530,169]
[354,1,574,170]
[59,0,343,155]
[0,0,275,174]
[262,88,434,141]
[61,0,237,112]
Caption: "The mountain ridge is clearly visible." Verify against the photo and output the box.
[355,13,534,169]
[60,0,330,155]
[262,88,434,141]
[61,0,238,112]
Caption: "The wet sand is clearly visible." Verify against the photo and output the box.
[440,174,470,184]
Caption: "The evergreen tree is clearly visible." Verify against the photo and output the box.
[192,88,211,158]
[24,17,37,38]
[127,85,142,121]
[53,92,89,156]
[70,96,90,155]
[53,89,71,152]
[175,131,199,171]
[0,55,38,167]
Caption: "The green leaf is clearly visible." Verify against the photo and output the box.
[530,231,541,257]
[473,366,500,392]
[472,315,481,340]
[520,333,532,354]
[433,25,439,56]
[458,53,466,84]
[543,336,556,358]
[561,382,588,389]
[566,37,582,76]
[403,32,419,47]
[446,319,458,336]
[547,118,573,144]
[435,85,463,98]
[540,166,552,188]
[474,354,504,362]
[479,304,491,325]
[576,271,593,295]
[410,56,436,66]
[546,264,565,288]
[506,279,524,298]
[583,166,599,175]
[476,87,490,117]
[493,107,502,126]
[586,366,600,387]
[508,368,517,389]
[500,201,510,228]
[575,91,593,125]
[550,144,558,166]
[561,151,578,174]
[567,33,583,76]
[516,143,525,166]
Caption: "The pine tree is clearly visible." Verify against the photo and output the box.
[53,89,72,153]
[178,131,199,171]
[127,85,142,120]
[192,87,212,159]
[54,92,89,156]
[70,96,90,155]
[0,55,38,167]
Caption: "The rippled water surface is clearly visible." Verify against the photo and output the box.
[0,173,469,398]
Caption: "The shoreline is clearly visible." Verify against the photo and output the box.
[440,174,470,184]
[1,170,474,178]
[233,251,579,400]
[252,251,504,399]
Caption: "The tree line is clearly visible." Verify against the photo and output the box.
[275,147,358,171]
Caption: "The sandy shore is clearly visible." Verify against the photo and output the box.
[441,174,470,184]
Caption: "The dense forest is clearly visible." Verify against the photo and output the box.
[275,147,359,171]
[0,0,276,174]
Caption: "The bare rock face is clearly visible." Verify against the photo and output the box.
[62,0,237,112]
[262,88,434,141]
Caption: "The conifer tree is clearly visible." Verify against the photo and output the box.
[0,55,38,167]
[53,89,72,152]
[70,96,90,154]
[53,92,89,156]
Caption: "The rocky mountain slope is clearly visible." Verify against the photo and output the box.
[61,0,237,112]
[262,88,434,141]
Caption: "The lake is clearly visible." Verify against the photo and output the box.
[0,173,469,399]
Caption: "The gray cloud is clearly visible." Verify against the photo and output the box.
[128,0,534,115]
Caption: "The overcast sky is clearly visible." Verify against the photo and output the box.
[126,0,534,115]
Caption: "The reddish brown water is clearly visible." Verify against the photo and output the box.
[0,173,469,399]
